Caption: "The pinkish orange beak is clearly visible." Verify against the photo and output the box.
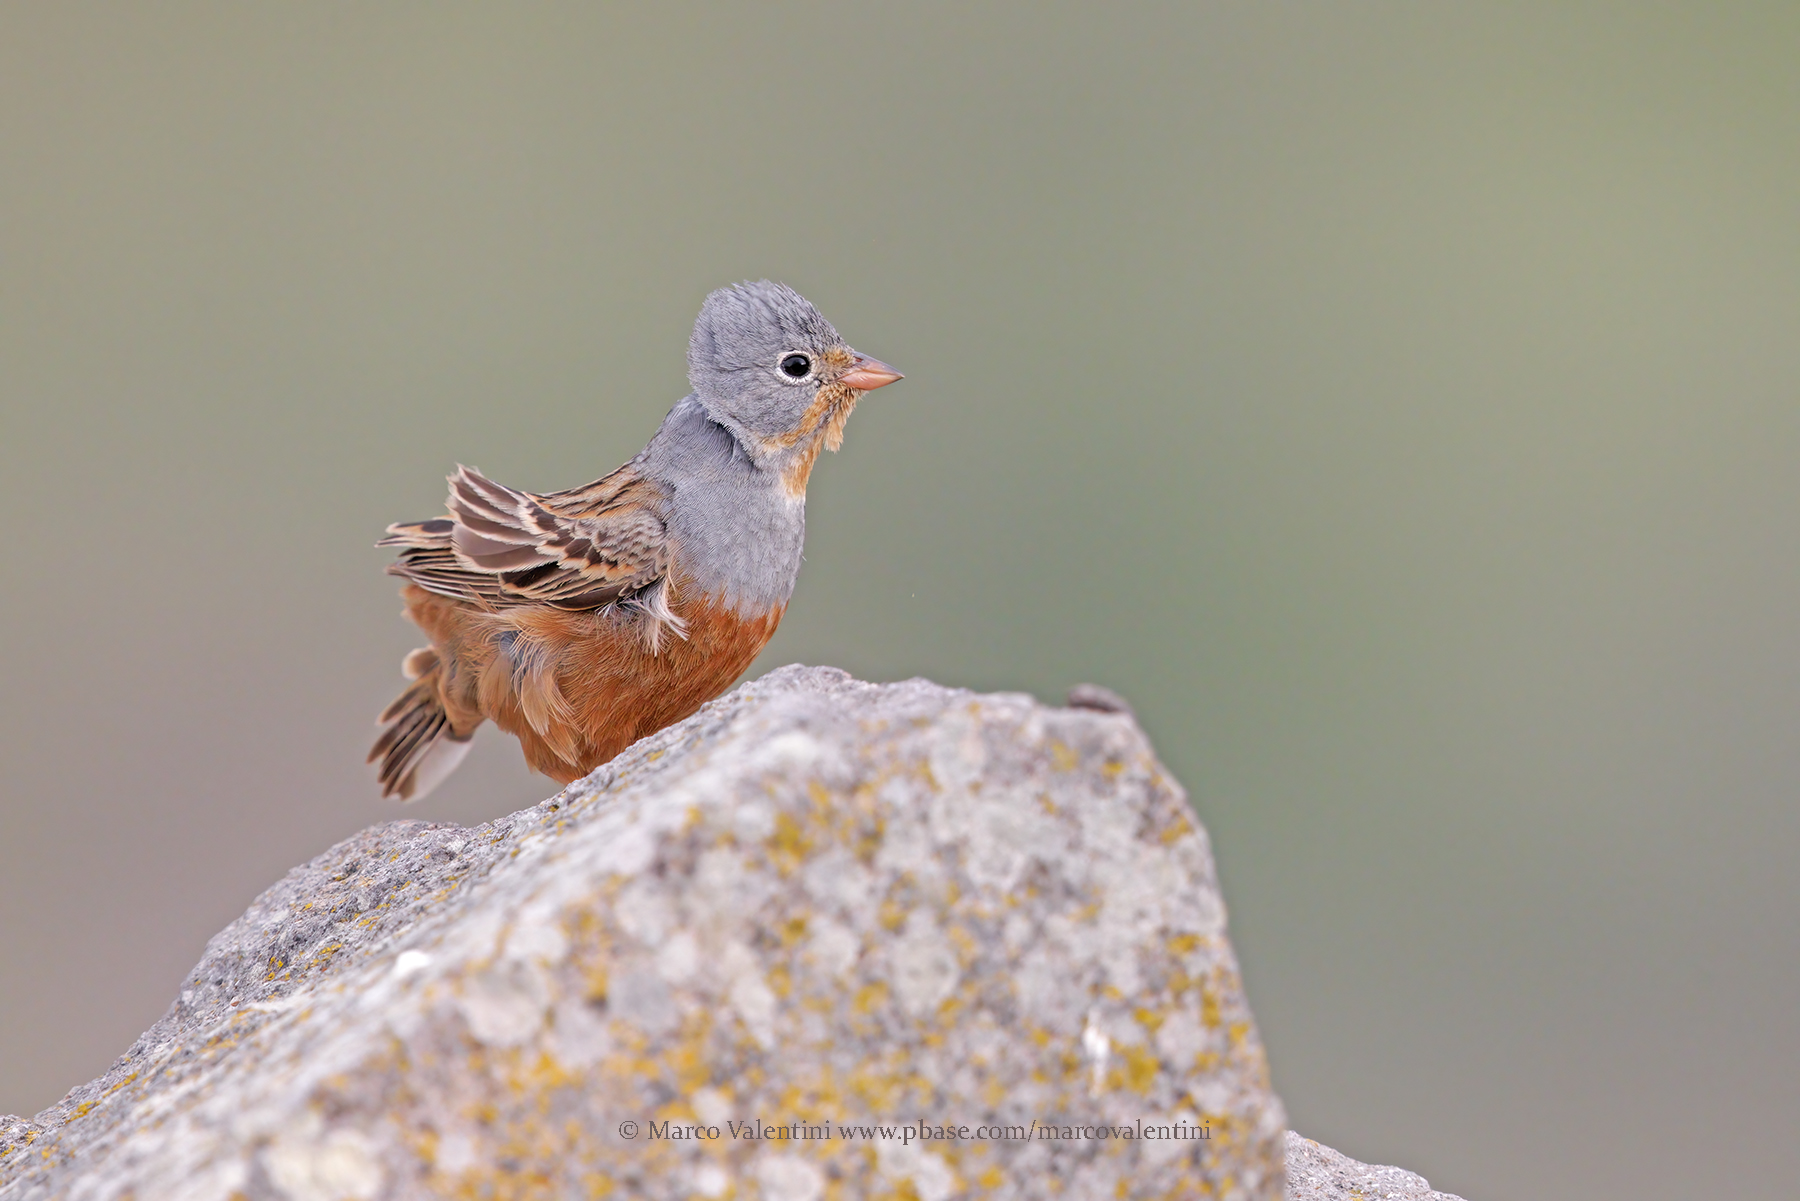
[839,354,903,391]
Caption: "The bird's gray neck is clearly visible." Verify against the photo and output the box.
[639,394,806,616]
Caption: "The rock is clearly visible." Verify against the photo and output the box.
[1284,1132,1466,1200]
[1064,683,1135,717]
[0,666,1295,1199]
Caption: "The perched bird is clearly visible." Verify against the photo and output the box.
[369,281,901,800]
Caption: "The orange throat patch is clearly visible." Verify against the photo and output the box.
[777,381,860,498]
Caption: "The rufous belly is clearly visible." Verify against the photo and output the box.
[398,583,782,782]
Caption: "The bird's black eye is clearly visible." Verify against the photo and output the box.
[780,353,812,378]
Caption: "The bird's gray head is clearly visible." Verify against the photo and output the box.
[686,281,901,467]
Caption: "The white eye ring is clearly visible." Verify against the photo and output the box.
[778,352,813,380]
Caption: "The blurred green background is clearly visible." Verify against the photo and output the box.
[3,5,1797,1198]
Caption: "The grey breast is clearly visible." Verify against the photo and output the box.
[638,394,807,617]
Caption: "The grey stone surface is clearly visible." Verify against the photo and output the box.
[1284,1132,1466,1200]
[0,666,1299,1199]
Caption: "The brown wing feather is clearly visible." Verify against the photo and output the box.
[379,463,675,619]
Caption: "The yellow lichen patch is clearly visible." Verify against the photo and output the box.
[780,916,809,947]
[1168,933,1201,956]
[980,1165,1006,1188]
[853,815,885,864]
[846,1067,906,1112]
[853,982,889,1015]
[527,1049,581,1093]
[407,1124,441,1169]
[768,811,813,876]
[651,1095,700,1129]
[1121,1044,1160,1094]
[776,1068,847,1124]
[917,759,940,791]
[878,899,907,932]
[1050,742,1079,772]
[768,965,793,999]
[1101,760,1126,779]
[69,1101,94,1120]
[1135,1007,1167,1034]
[666,1022,712,1101]
[582,962,609,1005]
[1201,989,1222,1029]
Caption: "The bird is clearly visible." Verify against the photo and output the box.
[368,281,901,801]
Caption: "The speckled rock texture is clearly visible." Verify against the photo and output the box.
[1284,1133,1465,1200]
[1,666,1291,1200]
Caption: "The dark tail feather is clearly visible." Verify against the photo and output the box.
[369,648,472,802]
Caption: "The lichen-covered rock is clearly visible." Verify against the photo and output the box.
[0,666,1288,1200]
[1284,1133,1466,1200]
